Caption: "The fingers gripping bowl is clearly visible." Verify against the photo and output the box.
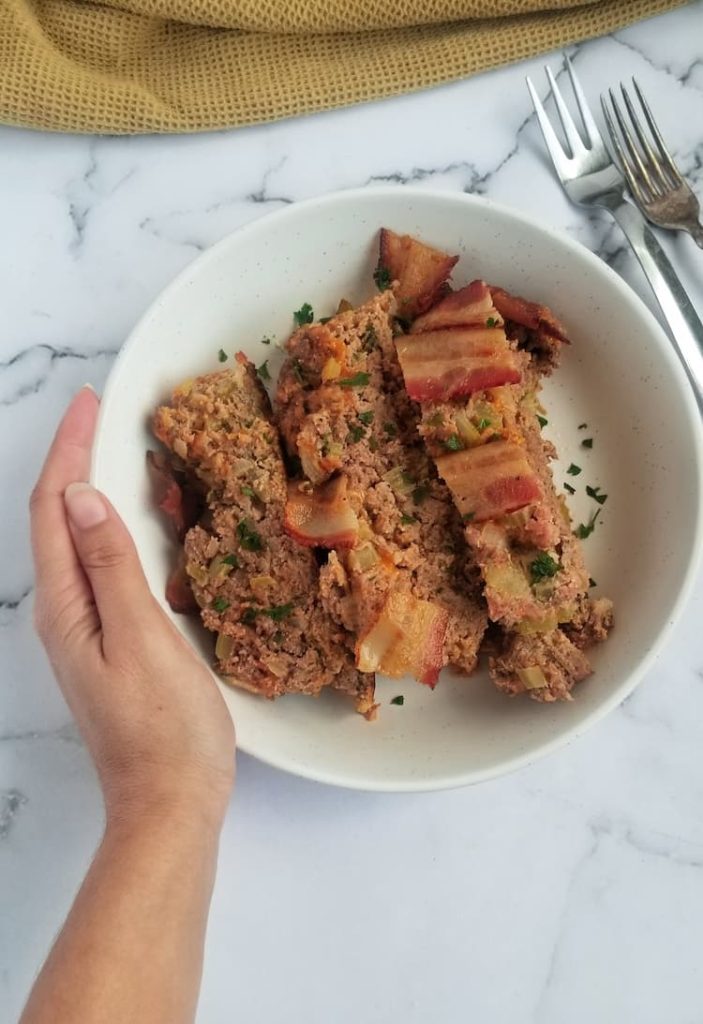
[92,188,703,791]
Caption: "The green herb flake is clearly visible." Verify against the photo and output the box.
[293,302,314,326]
[412,483,430,505]
[257,360,271,382]
[374,265,392,291]
[537,415,548,429]
[241,607,258,625]
[237,519,264,552]
[575,508,601,540]
[585,485,608,506]
[362,325,378,351]
[529,552,560,583]
[383,421,398,438]
[217,348,228,363]
[581,437,594,449]
[486,317,498,328]
[443,434,464,452]
[400,514,417,525]
[462,512,475,523]
[589,577,597,588]
[222,553,240,568]
[261,336,272,346]
[212,597,230,613]
[263,603,295,622]
[578,422,588,430]
[338,372,370,388]
[347,424,366,444]
[390,695,405,706]
[358,411,374,425]
[567,463,582,476]
[477,417,492,431]
[241,485,256,499]
[563,482,576,495]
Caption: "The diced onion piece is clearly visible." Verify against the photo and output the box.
[250,574,275,599]
[284,475,359,548]
[517,666,548,690]
[379,228,458,318]
[514,613,558,635]
[348,543,379,573]
[208,555,233,579]
[484,563,531,599]
[215,632,235,661]
[356,589,448,686]
[321,357,342,381]
[436,440,542,522]
[336,298,354,314]
[411,280,500,332]
[453,410,482,447]
[382,466,415,496]
[396,328,521,402]
[185,561,209,585]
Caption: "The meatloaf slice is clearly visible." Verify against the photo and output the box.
[275,291,487,682]
[153,358,375,714]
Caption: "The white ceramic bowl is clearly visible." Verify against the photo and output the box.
[93,187,703,791]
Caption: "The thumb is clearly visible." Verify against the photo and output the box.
[64,482,158,636]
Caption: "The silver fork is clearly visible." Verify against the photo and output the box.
[602,79,703,248]
[526,57,703,410]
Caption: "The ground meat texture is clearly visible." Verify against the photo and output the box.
[489,628,592,702]
[562,595,614,651]
[153,360,370,709]
[276,292,487,676]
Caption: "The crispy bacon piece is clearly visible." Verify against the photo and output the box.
[490,286,569,342]
[410,280,500,333]
[146,450,201,541]
[395,328,521,402]
[165,555,198,614]
[436,441,542,522]
[356,589,448,687]
[379,228,458,319]
[284,475,359,549]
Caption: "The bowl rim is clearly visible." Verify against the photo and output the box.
[92,185,703,792]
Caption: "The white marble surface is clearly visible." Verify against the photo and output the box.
[2,4,703,1021]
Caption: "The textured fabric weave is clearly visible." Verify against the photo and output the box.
[0,0,686,135]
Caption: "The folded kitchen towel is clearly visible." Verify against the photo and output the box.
[0,0,685,134]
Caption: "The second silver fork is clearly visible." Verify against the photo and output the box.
[527,57,703,411]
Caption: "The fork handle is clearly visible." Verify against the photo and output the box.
[611,200,703,410]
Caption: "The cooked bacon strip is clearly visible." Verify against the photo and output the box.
[490,286,569,343]
[436,441,542,523]
[379,228,458,319]
[410,280,501,333]
[284,475,359,549]
[356,589,448,687]
[396,327,521,402]
[165,555,199,614]
[146,449,201,541]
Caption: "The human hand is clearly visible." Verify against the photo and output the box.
[30,387,236,830]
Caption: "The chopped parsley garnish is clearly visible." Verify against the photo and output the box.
[567,463,582,476]
[347,424,366,443]
[585,485,608,506]
[486,317,498,328]
[237,519,264,551]
[263,603,294,622]
[241,485,256,499]
[443,434,464,452]
[390,695,405,706]
[383,421,398,437]
[362,326,378,351]
[529,552,560,583]
[241,607,258,625]
[293,302,314,326]
[581,437,593,449]
[373,265,392,291]
[400,514,417,525]
[589,577,597,588]
[212,596,230,613]
[563,482,576,495]
[575,508,601,539]
[256,360,271,382]
[358,410,374,425]
[412,483,430,505]
[218,348,228,363]
[462,512,475,523]
[222,553,240,568]
[261,336,272,345]
[537,415,548,428]
[477,417,492,431]
[338,372,370,388]
[578,422,588,430]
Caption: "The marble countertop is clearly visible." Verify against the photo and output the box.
[2,4,703,1021]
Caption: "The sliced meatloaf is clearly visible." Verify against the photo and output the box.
[153,357,375,715]
[275,291,487,683]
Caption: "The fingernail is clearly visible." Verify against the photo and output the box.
[64,482,108,529]
[80,383,97,394]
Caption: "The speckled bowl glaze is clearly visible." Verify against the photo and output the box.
[92,187,703,791]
